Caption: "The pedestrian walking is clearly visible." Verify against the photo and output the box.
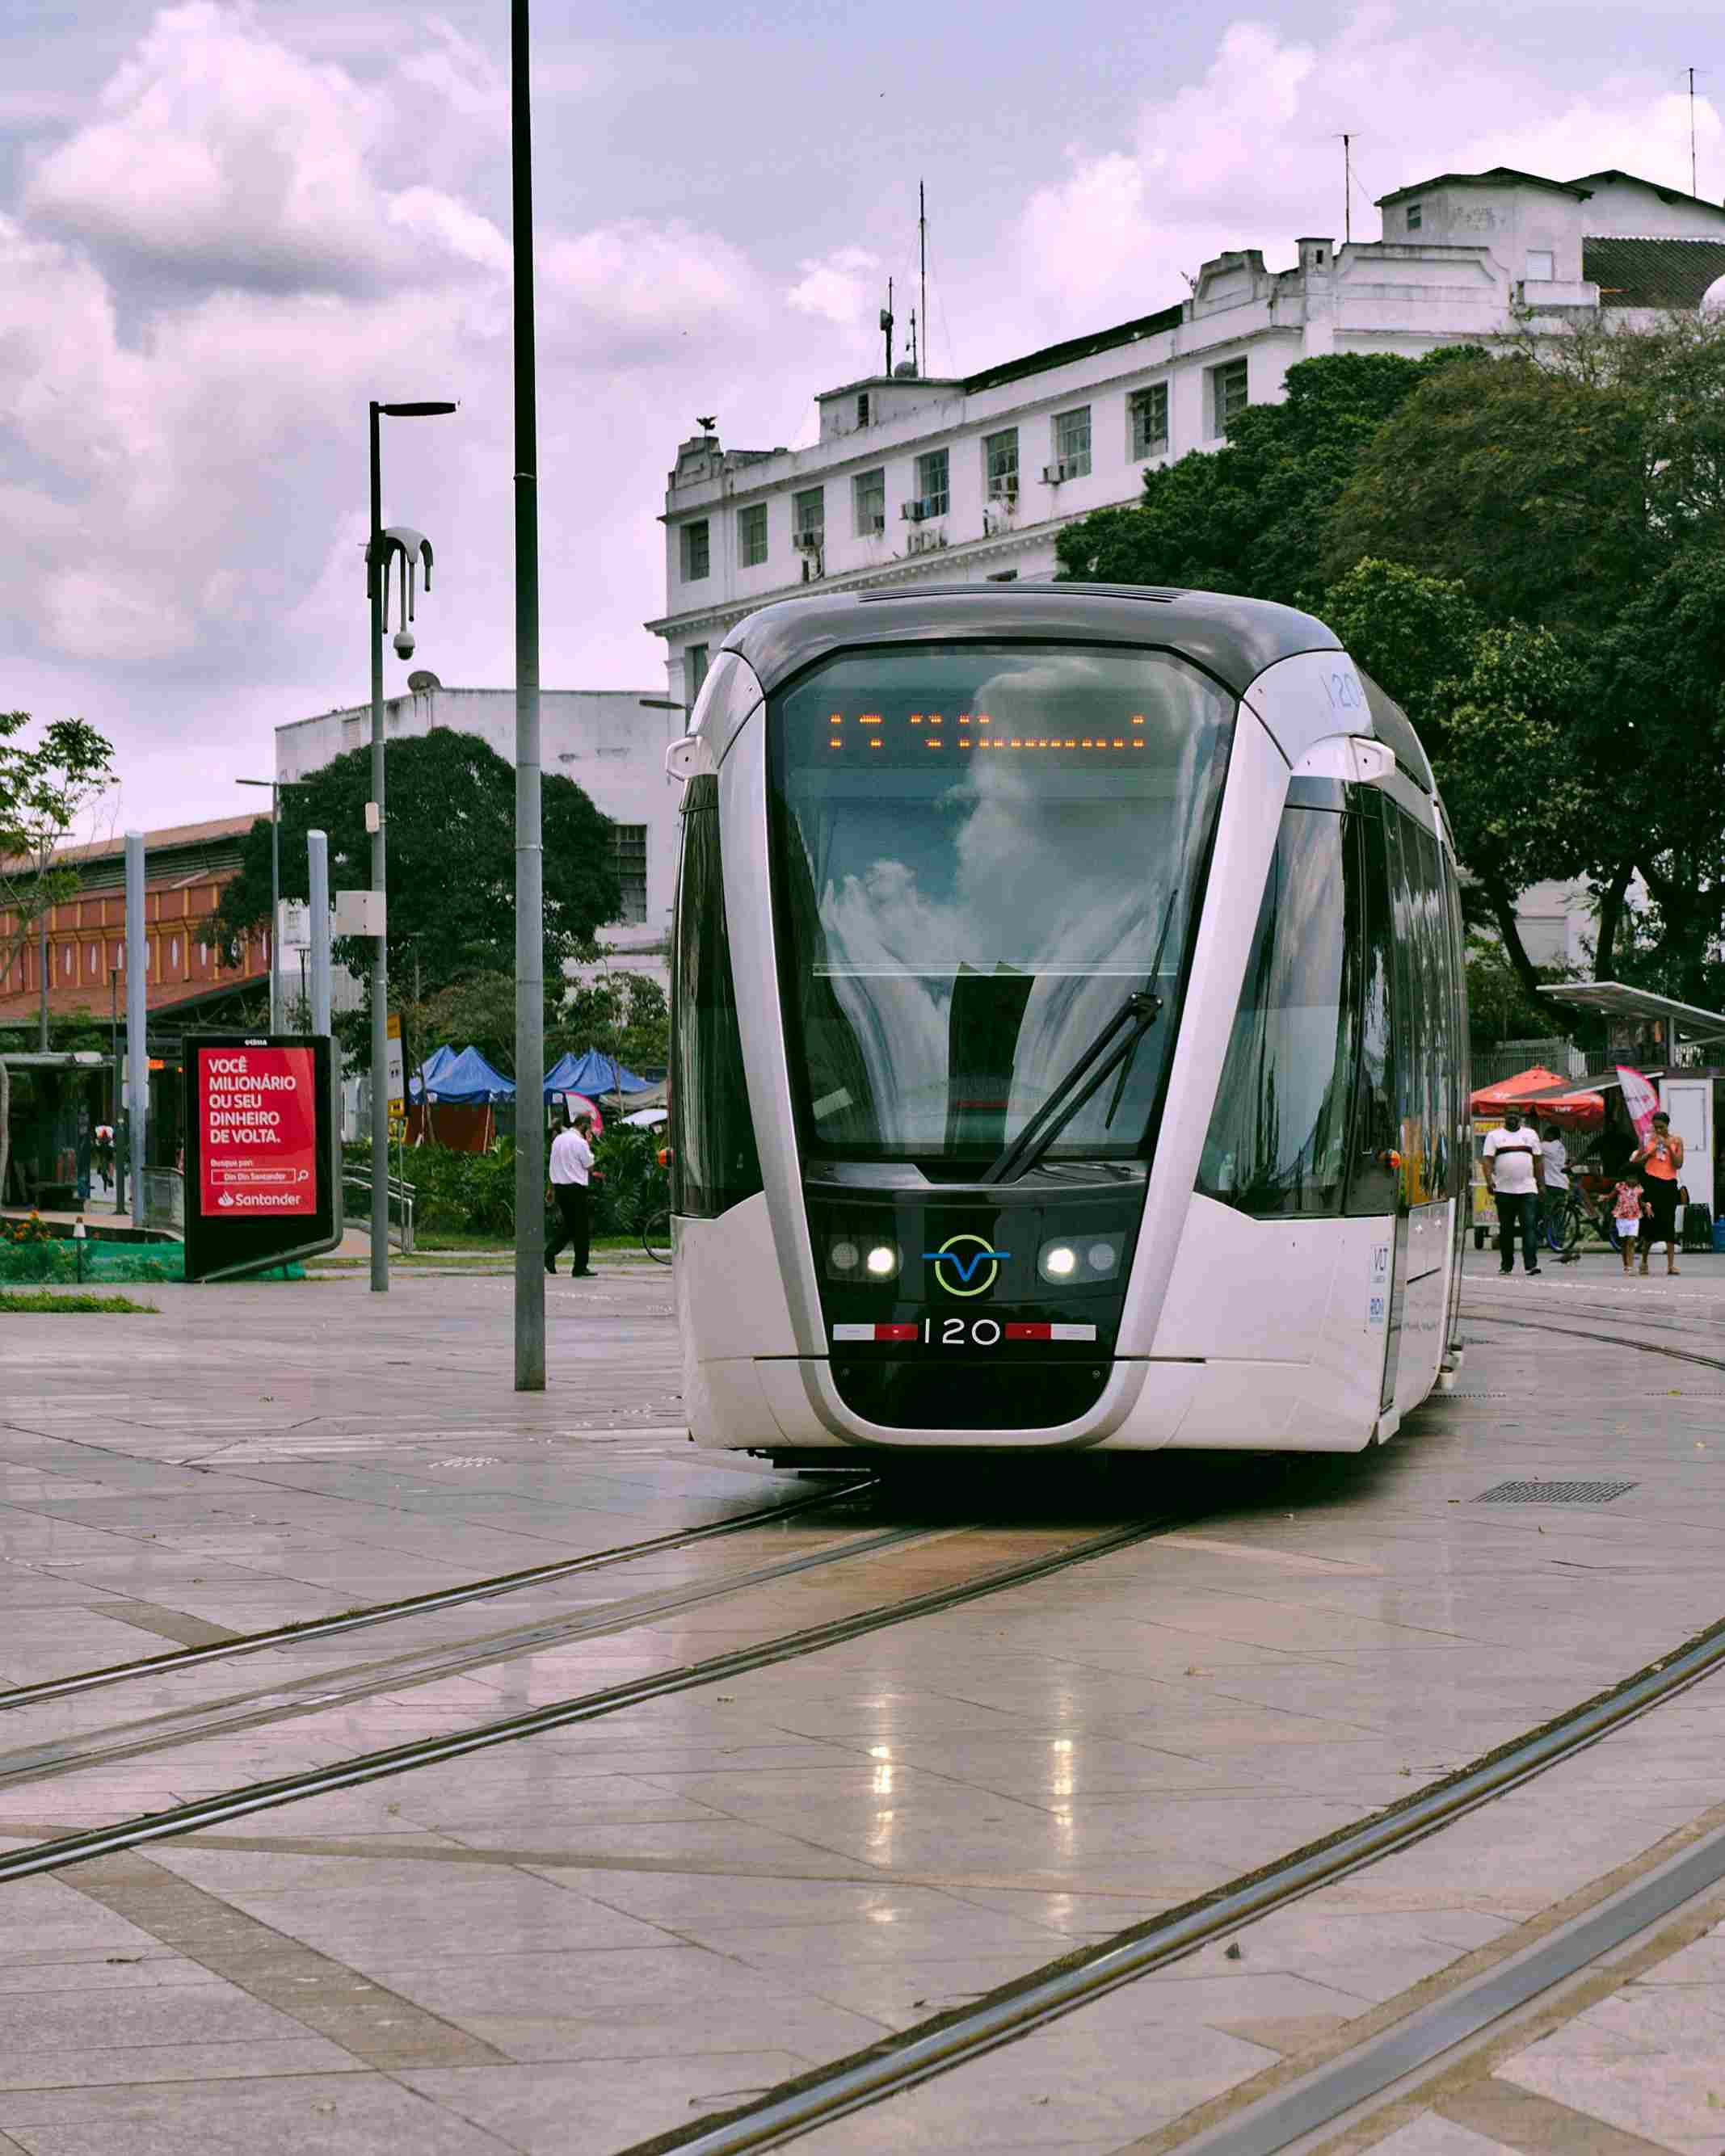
[1612,1174,1648,1276]
[1630,1110,1685,1277]
[1539,1121,1568,1252]
[545,1112,597,1279]
[1483,1108,1543,1276]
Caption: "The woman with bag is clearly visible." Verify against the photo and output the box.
[1630,1111,1685,1277]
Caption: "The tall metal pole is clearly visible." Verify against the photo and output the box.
[36,844,48,1051]
[368,401,389,1292]
[268,781,281,1033]
[124,832,146,1229]
[512,0,546,1389]
[307,829,331,1036]
[919,180,927,377]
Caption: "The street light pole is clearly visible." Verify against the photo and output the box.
[513,0,546,1391]
[364,398,456,1295]
[368,400,389,1294]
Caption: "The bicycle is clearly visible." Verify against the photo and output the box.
[1542,1183,1622,1259]
[637,1150,672,1267]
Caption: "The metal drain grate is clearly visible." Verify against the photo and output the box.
[1474,1478,1638,1505]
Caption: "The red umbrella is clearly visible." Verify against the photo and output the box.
[1469,1065,1567,1112]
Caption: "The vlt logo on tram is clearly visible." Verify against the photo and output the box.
[925,1234,1008,1298]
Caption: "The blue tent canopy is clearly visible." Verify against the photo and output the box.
[543,1049,654,1099]
[410,1044,515,1103]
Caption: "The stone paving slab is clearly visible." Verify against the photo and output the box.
[0,1253,1723,2152]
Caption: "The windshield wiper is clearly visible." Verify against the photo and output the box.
[979,989,1164,1186]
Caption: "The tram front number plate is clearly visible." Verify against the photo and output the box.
[832,1320,1097,1347]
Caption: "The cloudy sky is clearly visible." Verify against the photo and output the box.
[2,0,1720,833]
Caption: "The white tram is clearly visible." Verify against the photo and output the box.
[665,584,1468,1459]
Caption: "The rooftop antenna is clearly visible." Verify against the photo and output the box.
[919,179,928,375]
[909,308,919,375]
[1341,132,1353,245]
[879,278,894,375]
[1689,67,1699,196]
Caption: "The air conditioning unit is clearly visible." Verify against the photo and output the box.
[799,549,824,582]
[901,500,928,523]
[1041,462,1073,484]
[987,483,1018,510]
[907,527,949,556]
[793,531,823,553]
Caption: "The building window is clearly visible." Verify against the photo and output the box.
[856,392,871,427]
[793,487,824,543]
[1052,406,1092,478]
[680,519,709,583]
[983,427,1019,501]
[1130,383,1170,460]
[613,825,648,925]
[1525,250,1555,281]
[914,447,949,517]
[686,644,709,703]
[63,946,73,978]
[738,502,768,567]
[854,467,886,535]
[86,942,97,975]
[170,937,179,970]
[1406,202,1422,231]
[1210,358,1249,435]
[199,942,209,967]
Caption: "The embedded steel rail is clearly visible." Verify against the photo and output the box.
[0,1515,1177,1886]
[0,1477,874,1714]
[1465,1301,1725,1377]
[625,1620,1725,2150]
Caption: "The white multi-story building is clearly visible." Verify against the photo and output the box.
[274,682,680,989]
[647,162,1725,975]
[650,164,1725,704]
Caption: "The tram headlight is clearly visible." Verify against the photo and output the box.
[829,1239,861,1274]
[864,1242,902,1280]
[1037,1233,1124,1284]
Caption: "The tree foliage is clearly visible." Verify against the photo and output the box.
[411,967,668,1081]
[1055,349,1481,603]
[1,711,116,1199]
[1058,321,1725,1014]
[216,729,622,1001]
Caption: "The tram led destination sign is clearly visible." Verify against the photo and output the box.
[819,709,1154,754]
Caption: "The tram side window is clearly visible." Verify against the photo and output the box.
[670,777,764,1219]
[1345,810,1399,1215]
[1441,846,1470,1200]
[1196,807,1363,1217]
[1411,824,1450,1197]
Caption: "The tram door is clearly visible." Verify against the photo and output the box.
[1345,810,1406,1414]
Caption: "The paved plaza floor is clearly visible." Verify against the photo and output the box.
[0,1248,1721,2153]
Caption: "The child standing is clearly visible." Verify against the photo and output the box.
[1612,1177,1647,1276]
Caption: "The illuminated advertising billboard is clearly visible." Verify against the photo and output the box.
[183,1034,341,1281]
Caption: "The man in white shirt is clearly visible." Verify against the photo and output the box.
[1483,1108,1543,1276]
[1538,1123,1568,1248]
[545,1113,596,1278]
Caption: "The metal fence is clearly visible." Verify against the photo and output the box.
[1469,1038,1589,1090]
[340,1170,416,1254]
[141,1167,184,1233]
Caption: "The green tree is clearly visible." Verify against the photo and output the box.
[412,967,668,1083]
[1,712,116,1200]
[1055,348,1482,603]
[216,730,622,1045]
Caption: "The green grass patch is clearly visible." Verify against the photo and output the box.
[0,1289,158,1314]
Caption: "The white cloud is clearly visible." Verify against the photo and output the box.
[385,185,511,277]
[1010,13,1725,338]
[787,245,880,328]
[24,2,389,292]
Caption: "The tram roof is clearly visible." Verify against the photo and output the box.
[722,583,1342,701]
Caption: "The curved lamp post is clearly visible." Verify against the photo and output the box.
[367,399,456,1293]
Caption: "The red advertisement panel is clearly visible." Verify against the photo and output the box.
[197,1046,318,1217]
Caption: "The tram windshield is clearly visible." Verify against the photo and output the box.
[768,642,1236,1167]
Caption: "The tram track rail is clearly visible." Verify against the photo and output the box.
[1464,1298,1725,1377]
[0,1514,940,1794]
[623,1607,1725,2156]
[0,1513,1181,1886]
[0,1476,875,1715]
